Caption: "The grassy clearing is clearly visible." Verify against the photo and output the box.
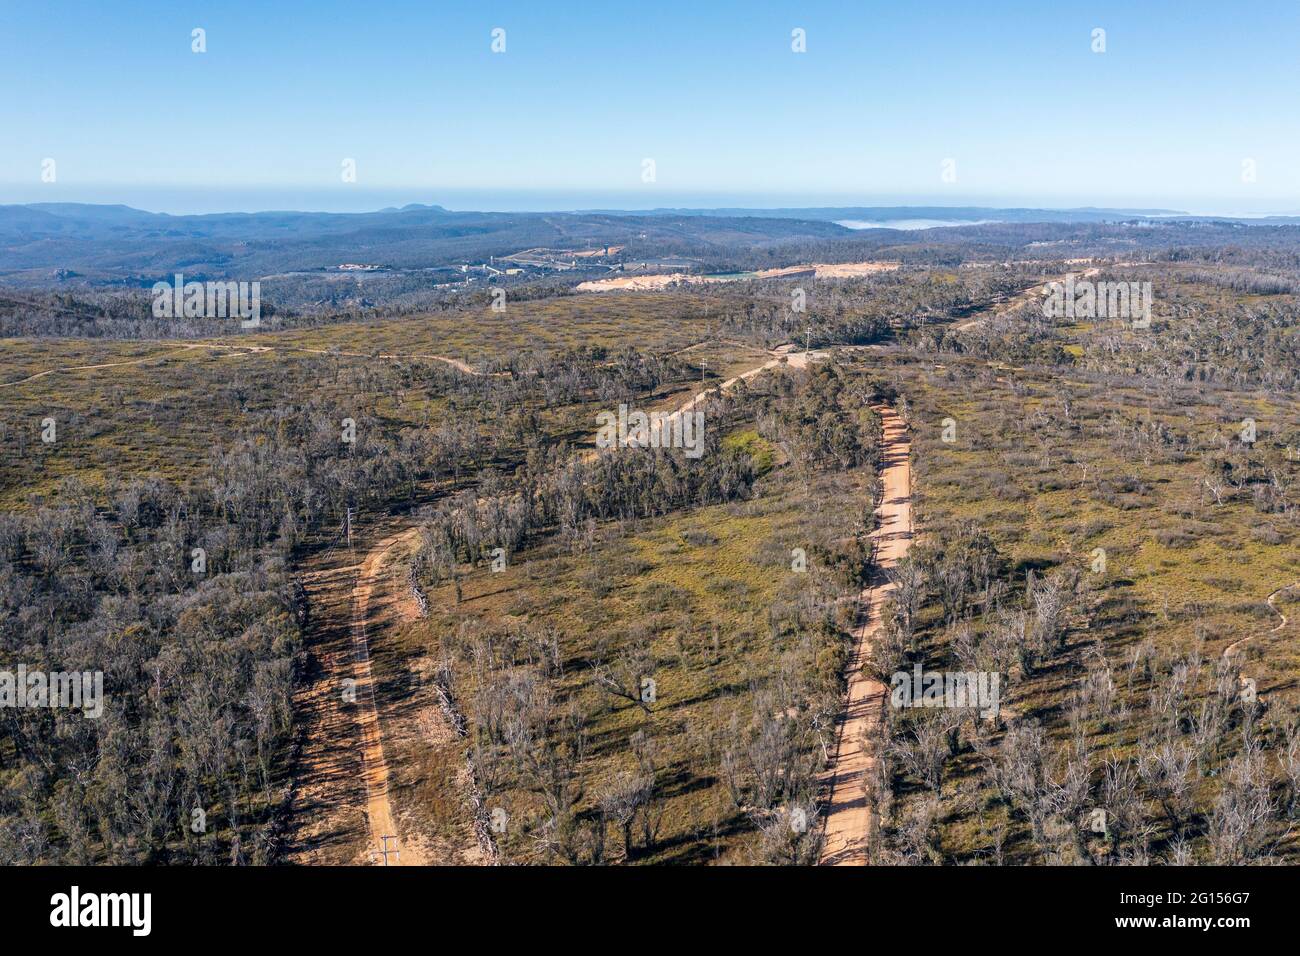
[261,293,714,363]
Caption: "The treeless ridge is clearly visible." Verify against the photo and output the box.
[819,404,912,866]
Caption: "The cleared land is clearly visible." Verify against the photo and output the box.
[819,404,912,865]
[576,261,900,292]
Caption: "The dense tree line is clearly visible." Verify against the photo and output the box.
[0,472,300,864]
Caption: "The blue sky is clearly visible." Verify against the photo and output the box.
[3,0,1299,214]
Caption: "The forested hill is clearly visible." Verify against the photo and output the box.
[0,203,850,284]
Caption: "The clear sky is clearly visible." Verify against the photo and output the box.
[3,0,1299,214]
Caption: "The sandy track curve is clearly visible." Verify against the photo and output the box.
[0,356,170,389]
[671,348,823,418]
[289,345,836,863]
[343,349,826,860]
[1224,582,1298,660]
[1270,584,1296,632]
[819,404,912,866]
[952,268,1100,333]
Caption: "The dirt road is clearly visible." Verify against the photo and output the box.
[286,524,427,865]
[285,347,823,862]
[952,267,1100,333]
[670,348,824,419]
[0,343,271,390]
[819,404,912,866]
[284,344,835,863]
[347,527,426,865]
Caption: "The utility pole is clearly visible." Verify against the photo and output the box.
[377,834,400,866]
[345,506,355,550]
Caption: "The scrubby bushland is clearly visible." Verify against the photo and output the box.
[861,302,1298,864]
[409,363,887,864]
[0,326,703,863]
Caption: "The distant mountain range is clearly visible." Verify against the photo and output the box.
[0,202,851,285]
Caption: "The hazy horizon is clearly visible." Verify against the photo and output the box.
[8,187,1300,220]
[7,1,1300,219]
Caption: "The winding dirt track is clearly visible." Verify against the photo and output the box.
[6,326,833,863]
[819,404,912,866]
[670,348,821,419]
[952,267,1100,333]
[0,343,267,389]
[1224,582,1298,660]
[289,345,830,864]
